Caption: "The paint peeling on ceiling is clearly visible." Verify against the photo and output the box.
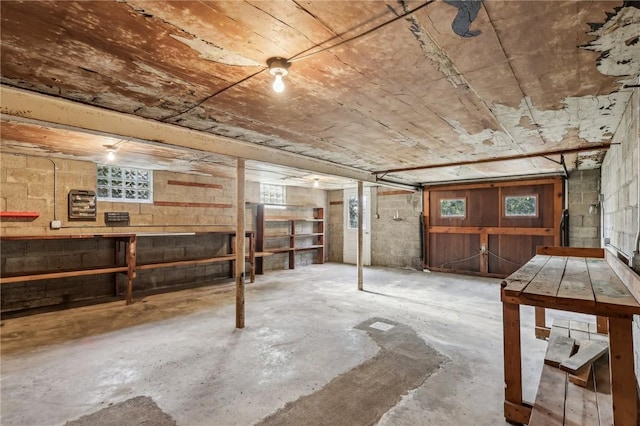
[491,93,631,144]
[581,4,640,82]
[0,1,636,186]
[442,90,629,151]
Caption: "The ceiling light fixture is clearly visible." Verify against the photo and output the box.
[267,57,290,93]
[313,178,320,188]
[105,146,116,161]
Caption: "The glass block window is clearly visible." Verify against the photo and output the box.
[260,183,286,205]
[347,196,367,229]
[97,165,153,203]
[504,195,537,217]
[440,198,466,218]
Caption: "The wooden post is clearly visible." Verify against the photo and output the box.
[608,317,637,426]
[357,181,363,291]
[249,232,256,283]
[256,204,265,275]
[535,307,546,336]
[236,159,245,329]
[115,239,122,296]
[480,231,489,274]
[596,315,609,334]
[126,235,136,305]
[553,176,563,247]
[423,190,430,269]
[503,299,527,423]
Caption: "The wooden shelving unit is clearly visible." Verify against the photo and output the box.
[255,204,324,273]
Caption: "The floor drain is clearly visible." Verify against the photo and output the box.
[369,321,394,331]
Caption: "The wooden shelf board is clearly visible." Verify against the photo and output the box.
[0,211,40,218]
[268,247,295,253]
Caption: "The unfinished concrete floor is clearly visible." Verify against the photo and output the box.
[1,264,588,425]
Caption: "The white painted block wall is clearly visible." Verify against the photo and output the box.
[601,89,640,387]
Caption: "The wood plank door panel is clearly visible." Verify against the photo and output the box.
[424,177,563,278]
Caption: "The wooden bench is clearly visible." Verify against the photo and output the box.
[530,356,611,425]
[501,246,640,425]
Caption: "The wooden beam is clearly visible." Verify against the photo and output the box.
[0,265,129,283]
[236,159,245,329]
[429,226,554,236]
[1,86,378,184]
[424,176,562,192]
[357,181,363,291]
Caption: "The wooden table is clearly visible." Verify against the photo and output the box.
[501,248,640,425]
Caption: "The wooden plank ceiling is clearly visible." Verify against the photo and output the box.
[1,1,638,187]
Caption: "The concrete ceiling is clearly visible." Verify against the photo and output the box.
[1,1,639,188]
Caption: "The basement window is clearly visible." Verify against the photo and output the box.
[347,196,367,229]
[504,195,538,217]
[440,198,466,218]
[96,165,153,203]
[260,183,286,205]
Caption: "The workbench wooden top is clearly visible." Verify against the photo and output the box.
[501,255,640,317]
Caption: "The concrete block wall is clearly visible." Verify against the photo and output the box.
[600,89,640,392]
[0,154,238,236]
[371,189,422,269]
[2,155,96,236]
[568,169,601,248]
[1,238,114,311]
[1,154,326,311]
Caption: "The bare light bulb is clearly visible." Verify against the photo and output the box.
[272,72,285,93]
[313,179,320,188]
[106,149,116,161]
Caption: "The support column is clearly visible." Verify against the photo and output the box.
[609,316,637,425]
[358,181,363,291]
[126,235,136,305]
[236,159,246,329]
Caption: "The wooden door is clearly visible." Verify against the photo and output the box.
[424,177,563,277]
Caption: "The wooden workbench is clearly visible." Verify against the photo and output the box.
[501,247,640,425]
[1,231,259,306]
